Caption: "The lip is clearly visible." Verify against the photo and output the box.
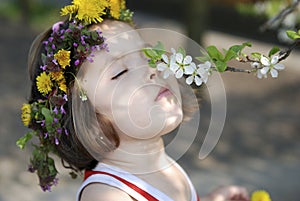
[155,87,172,101]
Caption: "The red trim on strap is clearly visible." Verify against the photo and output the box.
[84,170,159,201]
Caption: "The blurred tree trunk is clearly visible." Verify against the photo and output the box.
[185,0,210,45]
[18,0,30,25]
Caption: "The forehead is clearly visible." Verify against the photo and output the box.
[94,20,146,58]
[79,21,146,81]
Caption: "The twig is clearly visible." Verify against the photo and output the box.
[224,67,253,73]
[260,0,300,32]
[279,38,300,61]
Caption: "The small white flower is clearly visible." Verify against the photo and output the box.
[170,52,197,79]
[157,54,176,79]
[197,61,211,83]
[185,61,211,86]
[251,62,261,69]
[256,69,267,79]
[260,55,285,78]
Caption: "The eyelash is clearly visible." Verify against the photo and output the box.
[111,69,128,80]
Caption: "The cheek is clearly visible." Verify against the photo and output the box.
[111,84,183,139]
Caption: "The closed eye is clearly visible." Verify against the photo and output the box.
[111,69,128,80]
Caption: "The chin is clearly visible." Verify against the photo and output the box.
[160,110,183,135]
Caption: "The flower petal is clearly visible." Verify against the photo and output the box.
[261,56,270,66]
[271,55,279,65]
[157,63,167,71]
[163,69,171,79]
[161,54,169,64]
[270,69,278,78]
[195,76,203,86]
[274,63,285,70]
[170,63,179,72]
[260,67,269,75]
[204,61,212,69]
[175,68,183,78]
[175,53,183,63]
[183,55,192,65]
[186,76,194,85]
[184,63,195,75]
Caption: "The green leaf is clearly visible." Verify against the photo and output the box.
[286,30,300,40]
[228,42,251,55]
[224,49,237,62]
[41,108,53,127]
[251,52,262,60]
[268,46,280,57]
[195,55,210,62]
[215,60,227,72]
[153,41,165,56]
[206,46,224,61]
[16,132,33,149]
[143,48,158,59]
[177,47,186,57]
[148,59,157,68]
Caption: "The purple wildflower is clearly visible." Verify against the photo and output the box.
[52,59,58,65]
[53,178,59,186]
[57,127,62,134]
[73,42,78,47]
[55,137,59,145]
[41,184,52,192]
[53,118,58,124]
[53,107,58,115]
[86,57,94,63]
[74,59,80,66]
[40,65,47,71]
[60,106,66,114]
[63,94,68,101]
[48,37,54,42]
[44,132,48,139]
[52,21,63,32]
[51,44,56,50]
[41,120,45,127]
[64,128,69,135]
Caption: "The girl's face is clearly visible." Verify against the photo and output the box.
[81,21,183,140]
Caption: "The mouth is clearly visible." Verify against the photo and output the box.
[155,87,172,101]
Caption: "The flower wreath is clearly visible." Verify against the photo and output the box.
[18,0,288,195]
[18,0,133,191]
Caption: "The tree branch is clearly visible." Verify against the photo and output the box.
[260,0,300,32]
[279,38,300,61]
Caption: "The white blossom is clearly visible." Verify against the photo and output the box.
[260,55,285,78]
[186,61,212,86]
[170,52,197,79]
[157,54,176,79]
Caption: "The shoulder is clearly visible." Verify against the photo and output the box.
[80,183,134,201]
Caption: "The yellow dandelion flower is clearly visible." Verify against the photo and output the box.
[110,0,122,19]
[72,0,109,24]
[54,49,71,69]
[50,71,64,82]
[50,71,67,93]
[58,80,67,93]
[60,4,79,20]
[21,103,31,126]
[36,72,52,95]
[251,190,271,201]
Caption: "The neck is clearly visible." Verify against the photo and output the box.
[101,136,172,175]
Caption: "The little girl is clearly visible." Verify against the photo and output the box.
[20,1,249,200]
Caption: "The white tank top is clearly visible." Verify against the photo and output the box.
[76,162,200,201]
